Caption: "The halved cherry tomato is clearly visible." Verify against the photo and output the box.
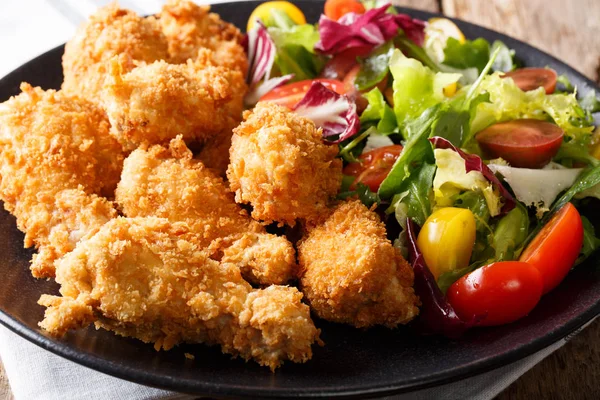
[476,119,564,168]
[343,145,403,192]
[324,0,365,21]
[259,79,345,109]
[502,68,558,94]
[519,202,584,294]
[447,261,543,326]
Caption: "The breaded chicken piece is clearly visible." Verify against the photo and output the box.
[0,84,123,277]
[195,131,233,177]
[227,102,343,226]
[298,200,420,328]
[159,0,248,75]
[115,137,296,285]
[39,217,319,370]
[62,2,169,102]
[101,58,246,151]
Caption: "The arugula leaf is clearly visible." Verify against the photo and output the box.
[430,93,490,146]
[338,182,380,208]
[356,41,395,91]
[338,127,373,162]
[360,88,398,134]
[392,163,436,227]
[577,215,600,265]
[437,265,476,295]
[378,105,439,199]
[443,37,490,74]
[493,203,530,261]
[490,40,515,73]
[453,190,491,231]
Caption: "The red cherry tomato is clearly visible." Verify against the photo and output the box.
[343,145,403,192]
[502,68,558,94]
[259,79,346,109]
[320,53,359,81]
[447,261,543,326]
[475,119,564,168]
[324,0,365,21]
[519,202,584,294]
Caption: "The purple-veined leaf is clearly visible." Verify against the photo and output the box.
[406,218,474,338]
[430,136,516,214]
[314,3,425,55]
[293,82,360,143]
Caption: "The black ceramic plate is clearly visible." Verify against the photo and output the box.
[0,1,599,398]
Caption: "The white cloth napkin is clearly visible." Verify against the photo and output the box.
[0,1,594,399]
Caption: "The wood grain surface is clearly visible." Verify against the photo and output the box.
[0,1,598,399]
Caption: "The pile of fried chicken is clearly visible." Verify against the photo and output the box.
[0,0,419,370]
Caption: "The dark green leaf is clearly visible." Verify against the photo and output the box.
[356,41,394,91]
[378,105,440,199]
[577,215,600,265]
[554,140,600,168]
[493,203,530,261]
[275,44,324,80]
[443,37,490,74]
[437,265,475,294]
[396,163,437,226]
[338,183,380,208]
[394,36,440,72]
[453,190,490,231]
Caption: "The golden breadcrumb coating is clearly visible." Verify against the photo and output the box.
[159,0,248,75]
[195,130,233,177]
[298,200,420,328]
[0,84,123,277]
[101,59,245,151]
[39,217,319,370]
[62,2,169,102]
[227,102,343,226]
[115,137,296,285]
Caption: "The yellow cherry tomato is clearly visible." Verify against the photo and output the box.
[247,1,306,32]
[417,207,476,280]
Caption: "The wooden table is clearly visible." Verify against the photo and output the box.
[1,1,599,399]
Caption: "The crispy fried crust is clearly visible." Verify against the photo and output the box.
[159,0,248,75]
[101,59,245,150]
[298,200,420,328]
[62,3,169,102]
[39,217,319,370]
[115,137,296,285]
[0,84,122,277]
[227,102,343,226]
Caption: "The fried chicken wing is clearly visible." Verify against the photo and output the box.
[0,84,123,277]
[101,58,246,150]
[115,137,296,285]
[227,102,343,226]
[159,0,247,75]
[298,200,420,328]
[39,217,319,370]
[62,3,169,102]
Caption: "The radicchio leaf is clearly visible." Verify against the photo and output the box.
[314,3,425,56]
[244,22,294,105]
[429,136,516,214]
[406,218,472,338]
[293,82,360,143]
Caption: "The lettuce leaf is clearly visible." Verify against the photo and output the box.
[389,50,461,127]
[356,41,394,91]
[391,163,436,227]
[360,87,397,134]
[443,37,490,74]
[268,24,325,81]
[470,72,594,142]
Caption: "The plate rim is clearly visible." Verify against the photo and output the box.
[0,2,599,398]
